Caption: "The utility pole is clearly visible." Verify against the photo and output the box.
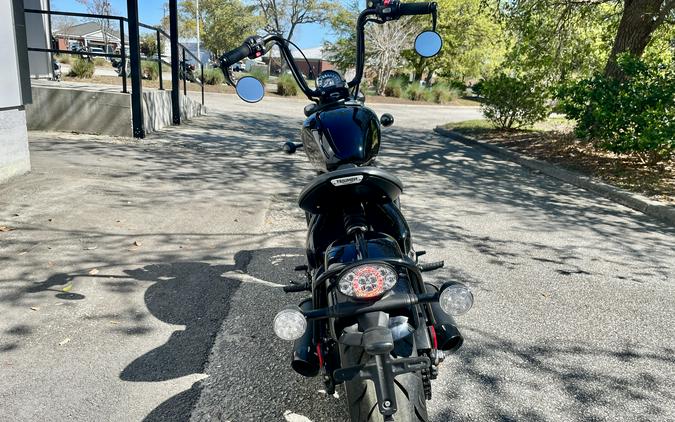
[196,0,201,64]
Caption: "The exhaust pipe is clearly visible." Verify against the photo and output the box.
[291,299,320,377]
[424,283,464,352]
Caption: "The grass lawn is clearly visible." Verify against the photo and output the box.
[442,118,674,203]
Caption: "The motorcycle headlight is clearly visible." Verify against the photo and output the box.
[338,263,398,299]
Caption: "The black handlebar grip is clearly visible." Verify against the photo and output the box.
[398,2,435,15]
[419,261,445,272]
[283,283,310,293]
[221,44,251,67]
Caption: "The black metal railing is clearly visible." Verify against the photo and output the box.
[137,22,205,105]
[25,9,129,93]
[24,8,205,137]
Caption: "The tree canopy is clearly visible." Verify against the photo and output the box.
[494,0,675,80]
[175,0,261,57]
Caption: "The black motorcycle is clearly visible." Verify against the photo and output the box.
[220,1,473,420]
[180,60,198,83]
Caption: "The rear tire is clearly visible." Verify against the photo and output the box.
[340,343,428,422]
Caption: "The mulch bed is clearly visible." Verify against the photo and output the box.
[453,125,674,203]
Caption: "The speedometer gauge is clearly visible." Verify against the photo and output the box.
[316,70,345,90]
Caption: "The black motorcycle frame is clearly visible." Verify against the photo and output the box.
[218,1,465,419]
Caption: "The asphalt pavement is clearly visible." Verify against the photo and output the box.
[0,94,673,422]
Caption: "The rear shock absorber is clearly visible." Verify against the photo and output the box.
[343,204,368,235]
[343,204,368,259]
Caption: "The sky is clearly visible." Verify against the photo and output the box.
[50,0,336,49]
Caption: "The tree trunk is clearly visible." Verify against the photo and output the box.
[424,70,433,86]
[604,0,668,78]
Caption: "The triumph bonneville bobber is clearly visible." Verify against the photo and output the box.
[219,1,474,420]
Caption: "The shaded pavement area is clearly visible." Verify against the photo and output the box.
[0,94,673,421]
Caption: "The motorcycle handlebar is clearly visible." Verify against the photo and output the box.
[221,44,251,67]
[397,2,436,16]
[221,2,437,99]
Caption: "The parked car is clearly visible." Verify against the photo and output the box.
[89,47,106,59]
[70,45,107,61]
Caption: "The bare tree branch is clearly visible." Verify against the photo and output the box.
[254,0,329,41]
[366,19,420,95]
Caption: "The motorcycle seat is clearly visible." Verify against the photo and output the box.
[298,167,403,214]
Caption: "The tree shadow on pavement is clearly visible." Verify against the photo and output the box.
[432,327,675,421]
[119,252,251,421]
[122,247,348,422]
[119,258,246,382]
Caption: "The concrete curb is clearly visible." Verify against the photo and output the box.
[434,126,675,227]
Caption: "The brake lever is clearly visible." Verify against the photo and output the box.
[223,66,236,87]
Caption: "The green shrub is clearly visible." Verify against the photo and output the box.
[249,67,269,85]
[405,84,423,100]
[202,68,224,85]
[405,84,433,101]
[447,80,466,92]
[480,74,549,129]
[140,33,158,57]
[141,60,159,80]
[431,84,461,104]
[68,57,94,78]
[384,77,406,97]
[277,73,299,96]
[471,80,484,96]
[93,57,108,67]
[558,55,675,157]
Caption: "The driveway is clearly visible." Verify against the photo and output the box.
[0,95,673,422]
[190,90,484,129]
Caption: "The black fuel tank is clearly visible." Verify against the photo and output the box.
[301,104,381,172]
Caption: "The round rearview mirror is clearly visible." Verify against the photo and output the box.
[235,76,265,103]
[414,31,442,58]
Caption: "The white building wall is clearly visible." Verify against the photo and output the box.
[1,0,32,183]
[0,109,31,183]
[24,0,51,79]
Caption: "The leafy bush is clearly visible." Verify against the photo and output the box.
[446,80,466,92]
[141,60,159,80]
[558,55,675,157]
[480,74,549,129]
[471,80,484,96]
[140,33,158,57]
[431,84,461,104]
[249,67,269,85]
[202,68,224,85]
[68,57,94,78]
[93,57,108,67]
[384,77,406,97]
[277,73,298,96]
[405,84,433,102]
